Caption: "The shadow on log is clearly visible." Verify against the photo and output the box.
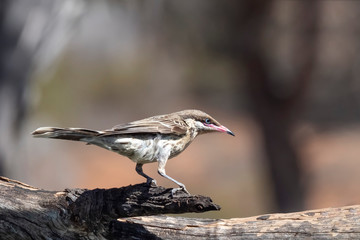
[0,176,219,239]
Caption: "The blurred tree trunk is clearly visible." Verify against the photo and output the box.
[203,0,318,212]
[160,0,320,212]
[237,1,319,212]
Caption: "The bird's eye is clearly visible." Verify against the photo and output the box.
[205,118,211,124]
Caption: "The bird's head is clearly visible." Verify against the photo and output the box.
[178,110,235,136]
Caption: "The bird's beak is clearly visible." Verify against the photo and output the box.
[208,124,235,136]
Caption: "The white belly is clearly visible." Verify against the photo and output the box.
[111,136,186,164]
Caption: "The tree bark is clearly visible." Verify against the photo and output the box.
[1,176,359,239]
[0,176,219,239]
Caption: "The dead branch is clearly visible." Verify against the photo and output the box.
[1,176,359,239]
[0,176,219,239]
[115,205,360,239]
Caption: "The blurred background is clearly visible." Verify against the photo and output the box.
[1,0,360,218]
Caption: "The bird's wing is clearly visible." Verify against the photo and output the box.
[102,116,188,136]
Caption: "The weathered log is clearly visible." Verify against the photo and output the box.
[0,176,219,239]
[1,176,360,239]
[114,205,360,239]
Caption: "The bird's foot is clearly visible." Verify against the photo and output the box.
[171,185,190,196]
[146,178,157,187]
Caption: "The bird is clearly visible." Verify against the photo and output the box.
[32,109,234,194]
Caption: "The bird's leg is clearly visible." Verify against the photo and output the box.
[157,160,190,195]
[135,163,157,186]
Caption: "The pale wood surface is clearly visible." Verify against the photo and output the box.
[116,205,360,239]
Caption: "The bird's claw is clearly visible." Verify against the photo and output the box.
[171,185,190,196]
[146,179,157,187]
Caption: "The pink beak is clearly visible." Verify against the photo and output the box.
[205,124,235,136]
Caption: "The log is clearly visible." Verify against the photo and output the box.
[0,176,219,239]
[1,176,360,239]
[115,206,360,239]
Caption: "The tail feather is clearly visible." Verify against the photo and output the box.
[32,127,102,141]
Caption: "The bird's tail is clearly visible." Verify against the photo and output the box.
[32,127,101,141]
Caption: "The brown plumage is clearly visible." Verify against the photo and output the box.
[32,109,234,194]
